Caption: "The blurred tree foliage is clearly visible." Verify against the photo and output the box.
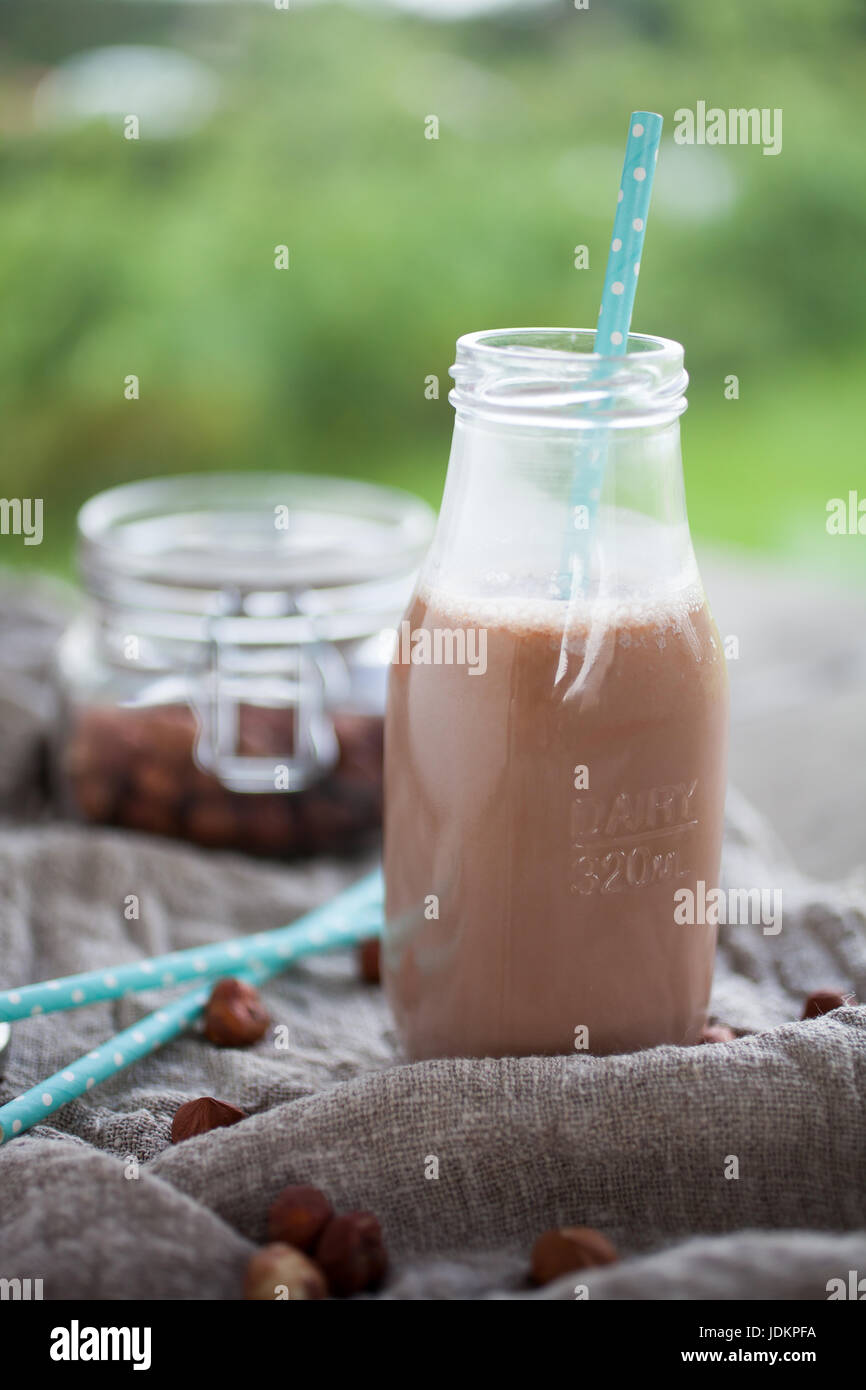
[0,0,863,578]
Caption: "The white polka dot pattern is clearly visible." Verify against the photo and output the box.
[594,111,663,357]
[0,870,383,1144]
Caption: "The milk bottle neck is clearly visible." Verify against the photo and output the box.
[425,329,696,605]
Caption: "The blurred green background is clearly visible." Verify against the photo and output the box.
[0,0,864,580]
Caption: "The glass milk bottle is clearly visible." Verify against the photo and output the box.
[383,328,729,1059]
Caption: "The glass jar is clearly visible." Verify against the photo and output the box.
[57,473,433,857]
[383,329,729,1058]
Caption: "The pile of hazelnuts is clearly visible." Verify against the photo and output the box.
[173,1091,387,1297]
[63,702,384,858]
[246,1187,387,1300]
[170,970,389,1299]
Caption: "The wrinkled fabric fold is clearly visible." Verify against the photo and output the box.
[0,817,864,1299]
[0,581,864,1299]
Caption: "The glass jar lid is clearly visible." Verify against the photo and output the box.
[77,472,435,641]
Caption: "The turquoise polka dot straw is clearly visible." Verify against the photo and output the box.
[0,978,219,1146]
[0,868,382,1023]
[563,112,663,590]
[595,112,663,355]
[0,869,382,1145]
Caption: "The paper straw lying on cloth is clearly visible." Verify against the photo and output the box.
[0,883,382,1145]
[0,868,383,1023]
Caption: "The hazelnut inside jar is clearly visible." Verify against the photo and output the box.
[56,473,433,859]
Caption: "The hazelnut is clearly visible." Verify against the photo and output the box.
[130,758,179,804]
[301,792,363,853]
[119,796,180,838]
[358,938,381,985]
[69,707,146,775]
[242,797,295,856]
[64,730,99,780]
[530,1226,618,1285]
[184,797,240,849]
[243,1244,327,1301]
[699,1023,736,1044]
[71,773,117,823]
[171,1096,247,1143]
[267,1184,334,1252]
[204,977,270,1046]
[315,1211,387,1296]
[143,704,199,767]
[238,704,290,757]
[802,989,853,1020]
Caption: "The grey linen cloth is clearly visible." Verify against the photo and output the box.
[0,575,864,1300]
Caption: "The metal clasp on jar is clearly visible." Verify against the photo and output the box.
[190,596,347,794]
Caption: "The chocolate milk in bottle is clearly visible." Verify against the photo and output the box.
[384,330,728,1059]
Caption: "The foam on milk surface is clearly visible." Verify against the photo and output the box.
[417,580,706,642]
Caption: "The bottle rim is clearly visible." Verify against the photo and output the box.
[450,327,688,427]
